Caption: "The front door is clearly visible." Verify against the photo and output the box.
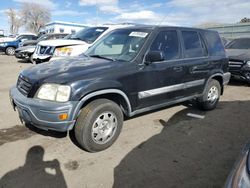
[136,29,186,109]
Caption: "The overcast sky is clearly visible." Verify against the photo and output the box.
[1,0,250,34]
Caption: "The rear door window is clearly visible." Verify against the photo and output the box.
[150,30,180,61]
[204,31,225,56]
[182,31,207,58]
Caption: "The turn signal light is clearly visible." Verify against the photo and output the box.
[59,113,68,120]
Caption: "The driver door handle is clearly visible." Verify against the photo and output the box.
[173,66,183,72]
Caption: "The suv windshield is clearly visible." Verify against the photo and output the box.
[226,38,250,49]
[37,34,49,41]
[85,29,150,62]
[68,27,108,44]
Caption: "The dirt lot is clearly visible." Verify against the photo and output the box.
[0,54,250,188]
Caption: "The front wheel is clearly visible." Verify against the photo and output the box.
[74,99,123,152]
[5,47,15,56]
[197,79,221,111]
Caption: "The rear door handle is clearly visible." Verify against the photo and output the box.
[173,66,183,72]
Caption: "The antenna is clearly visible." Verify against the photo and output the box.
[96,0,99,26]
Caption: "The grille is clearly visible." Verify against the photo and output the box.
[229,60,244,71]
[36,45,54,55]
[17,75,33,96]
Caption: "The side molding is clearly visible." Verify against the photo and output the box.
[138,79,205,99]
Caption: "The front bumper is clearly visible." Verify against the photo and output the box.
[10,87,79,132]
[15,51,30,59]
[0,46,6,52]
[32,53,52,64]
[229,65,250,83]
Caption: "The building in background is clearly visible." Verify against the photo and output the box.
[39,21,87,34]
[0,30,4,37]
[204,22,250,39]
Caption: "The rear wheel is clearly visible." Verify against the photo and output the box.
[197,79,221,111]
[74,99,123,152]
[5,47,15,56]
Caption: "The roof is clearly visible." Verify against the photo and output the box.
[44,21,87,28]
[113,25,214,32]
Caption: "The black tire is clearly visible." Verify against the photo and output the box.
[74,99,123,152]
[5,47,15,56]
[197,79,221,111]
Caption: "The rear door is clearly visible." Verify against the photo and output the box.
[178,30,210,96]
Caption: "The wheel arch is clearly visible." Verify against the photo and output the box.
[72,89,132,120]
[204,73,224,95]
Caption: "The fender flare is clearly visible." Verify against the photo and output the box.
[202,73,224,95]
[72,89,132,120]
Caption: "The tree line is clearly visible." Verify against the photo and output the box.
[5,3,51,35]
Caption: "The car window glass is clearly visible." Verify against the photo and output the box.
[226,38,250,49]
[204,31,225,56]
[69,27,108,44]
[86,29,149,62]
[182,31,207,58]
[150,30,180,61]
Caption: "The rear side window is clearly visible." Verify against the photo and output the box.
[150,30,180,61]
[204,31,225,56]
[182,31,207,58]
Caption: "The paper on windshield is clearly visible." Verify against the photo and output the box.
[96,29,104,32]
[129,32,148,38]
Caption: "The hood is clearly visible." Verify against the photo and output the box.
[226,49,250,61]
[38,39,87,47]
[21,56,123,84]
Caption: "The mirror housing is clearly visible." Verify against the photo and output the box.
[145,51,164,64]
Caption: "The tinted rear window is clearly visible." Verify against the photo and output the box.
[203,31,225,56]
[182,31,207,58]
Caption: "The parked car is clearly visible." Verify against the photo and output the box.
[19,33,68,47]
[224,141,250,187]
[226,38,250,84]
[221,37,231,47]
[0,33,36,43]
[9,26,230,152]
[15,33,69,62]
[32,24,132,64]
[0,34,38,55]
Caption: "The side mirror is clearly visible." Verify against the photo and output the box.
[145,51,164,64]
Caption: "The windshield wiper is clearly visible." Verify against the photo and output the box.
[89,55,115,61]
[70,37,82,40]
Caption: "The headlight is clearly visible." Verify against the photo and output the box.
[36,84,71,102]
[246,61,250,67]
[0,43,7,47]
[54,47,73,57]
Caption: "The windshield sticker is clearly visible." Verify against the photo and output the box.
[129,32,148,38]
[96,29,104,32]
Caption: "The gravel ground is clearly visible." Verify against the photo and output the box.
[0,54,250,188]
